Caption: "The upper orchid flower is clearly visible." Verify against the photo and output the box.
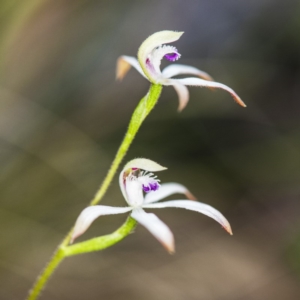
[116,30,246,112]
[71,158,232,253]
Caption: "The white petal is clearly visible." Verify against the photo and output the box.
[71,206,132,243]
[172,82,190,112]
[119,158,167,203]
[172,77,246,107]
[162,64,213,81]
[131,208,175,253]
[144,182,195,204]
[143,200,232,235]
[116,56,146,80]
[137,31,184,82]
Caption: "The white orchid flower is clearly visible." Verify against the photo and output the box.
[116,30,246,112]
[71,158,232,253]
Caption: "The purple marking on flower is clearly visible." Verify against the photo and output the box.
[150,182,159,191]
[146,58,156,74]
[143,185,150,193]
[132,168,138,170]
[164,52,180,62]
[143,182,160,193]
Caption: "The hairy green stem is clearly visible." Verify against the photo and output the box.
[90,84,162,205]
[64,217,137,257]
[27,248,65,300]
[27,84,162,300]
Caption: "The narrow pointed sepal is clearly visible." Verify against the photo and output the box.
[116,56,146,80]
[143,200,232,235]
[71,206,132,243]
[116,57,131,80]
[131,208,175,253]
[171,77,246,107]
[171,82,190,112]
[162,64,214,81]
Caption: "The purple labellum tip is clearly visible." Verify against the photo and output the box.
[143,182,159,193]
[143,185,150,193]
[132,168,138,170]
[164,52,180,62]
[150,182,159,191]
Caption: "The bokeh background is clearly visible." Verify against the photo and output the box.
[1,0,300,299]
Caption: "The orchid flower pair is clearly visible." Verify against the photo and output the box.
[27,31,243,300]
[72,158,232,253]
[117,31,246,111]
[71,31,239,253]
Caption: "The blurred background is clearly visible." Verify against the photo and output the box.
[1,0,300,299]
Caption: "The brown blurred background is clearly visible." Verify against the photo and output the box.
[1,0,300,299]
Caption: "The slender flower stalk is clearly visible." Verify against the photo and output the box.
[27,248,65,300]
[27,217,137,300]
[64,216,137,257]
[90,83,162,205]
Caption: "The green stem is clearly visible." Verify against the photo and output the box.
[90,83,162,205]
[27,217,136,300]
[64,217,137,257]
[27,248,64,300]
[27,84,162,300]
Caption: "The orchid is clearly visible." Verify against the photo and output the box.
[72,158,232,253]
[117,30,246,111]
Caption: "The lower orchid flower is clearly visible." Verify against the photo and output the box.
[71,158,232,253]
[117,30,246,111]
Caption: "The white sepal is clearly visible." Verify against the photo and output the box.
[162,64,213,81]
[171,77,246,107]
[71,206,132,243]
[171,81,190,112]
[131,208,175,253]
[143,200,232,235]
[116,55,146,80]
